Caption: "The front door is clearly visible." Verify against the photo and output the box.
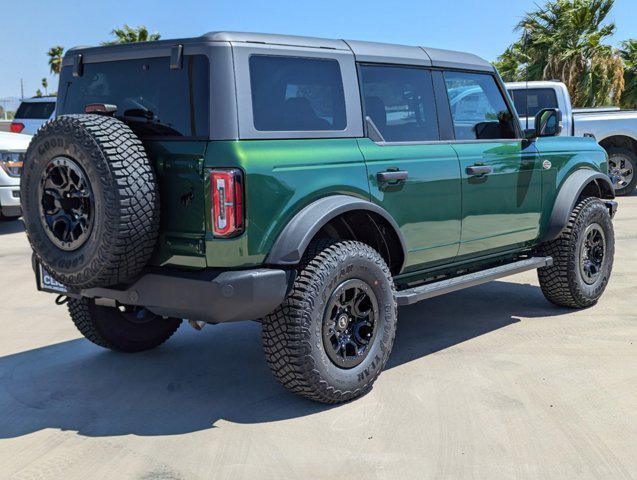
[443,71,542,259]
[357,64,462,272]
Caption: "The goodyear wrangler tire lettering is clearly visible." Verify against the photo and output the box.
[21,114,160,289]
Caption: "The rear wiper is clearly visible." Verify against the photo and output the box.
[119,110,182,136]
[122,108,155,121]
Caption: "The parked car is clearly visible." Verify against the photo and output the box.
[0,131,30,220]
[11,96,56,135]
[506,81,637,196]
[21,32,617,403]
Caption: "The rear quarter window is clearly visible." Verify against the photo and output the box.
[15,101,55,119]
[58,55,209,139]
[249,55,347,131]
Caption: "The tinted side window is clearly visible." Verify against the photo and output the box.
[359,65,439,142]
[509,88,558,117]
[444,72,517,140]
[249,56,346,131]
[15,102,55,119]
[59,55,209,138]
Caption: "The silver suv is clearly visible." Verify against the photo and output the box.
[11,97,56,135]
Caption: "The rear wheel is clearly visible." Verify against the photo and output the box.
[537,197,614,308]
[68,298,182,352]
[262,240,397,403]
[607,147,637,196]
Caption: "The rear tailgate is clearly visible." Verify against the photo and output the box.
[146,141,208,268]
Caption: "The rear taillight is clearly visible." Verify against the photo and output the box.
[210,168,244,238]
[10,122,25,133]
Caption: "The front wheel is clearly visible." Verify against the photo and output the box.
[68,298,182,352]
[537,197,614,308]
[262,240,397,403]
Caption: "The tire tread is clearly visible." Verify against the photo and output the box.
[262,240,397,403]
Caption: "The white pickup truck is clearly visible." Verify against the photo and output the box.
[0,131,30,220]
[506,81,637,196]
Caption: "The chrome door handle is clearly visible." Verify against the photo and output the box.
[466,165,493,176]
[377,170,409,183]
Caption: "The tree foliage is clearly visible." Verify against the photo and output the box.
[102,24,161,45]
[494,0,624,107]
[47,46,65,75]
[620,39,637,108]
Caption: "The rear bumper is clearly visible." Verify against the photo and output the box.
[75,268,290,324]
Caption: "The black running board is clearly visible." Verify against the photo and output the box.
[396,257,553,306]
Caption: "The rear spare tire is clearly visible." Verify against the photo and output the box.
[21,114,160,289]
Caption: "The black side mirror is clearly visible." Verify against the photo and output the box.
[534,108,562,137]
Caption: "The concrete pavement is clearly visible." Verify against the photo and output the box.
[0,199,635,480]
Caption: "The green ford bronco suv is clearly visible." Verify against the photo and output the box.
[21,32,617,403]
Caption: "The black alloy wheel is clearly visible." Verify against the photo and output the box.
[38,156,94,251]
[579,223,606,285]
[322,279,379,369]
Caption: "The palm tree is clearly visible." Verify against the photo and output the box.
[102,24,160,45]
[47,46,65,75]
[35,89,43,98]
[495,0,624,107]
[493,45,524,82]
[620,39,637,108]
[41,78,48,95]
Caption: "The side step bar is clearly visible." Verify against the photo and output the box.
[396,257,553,306]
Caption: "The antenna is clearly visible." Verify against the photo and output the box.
[522,29,530,132]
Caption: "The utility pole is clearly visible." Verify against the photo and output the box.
[20,78,24,99]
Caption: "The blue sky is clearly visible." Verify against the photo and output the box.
[1,0,635,100]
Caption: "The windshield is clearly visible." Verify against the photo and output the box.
[58,55,210,138]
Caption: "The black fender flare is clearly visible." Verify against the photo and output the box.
[266,195,407,271]
[541,169,615,242]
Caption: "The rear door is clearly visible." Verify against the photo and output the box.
[357,65,462,272]
[443,71,542,259]
[57,54,212,268]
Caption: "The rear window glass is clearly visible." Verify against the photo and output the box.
[15,101,55,119]
[59,55,209,138]
[249,55,346,131]
[509,88,558,118]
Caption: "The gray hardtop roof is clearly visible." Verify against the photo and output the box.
[64,31,494,72]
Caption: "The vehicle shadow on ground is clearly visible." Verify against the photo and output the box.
[0,279,568,438]
[0,218,24,235]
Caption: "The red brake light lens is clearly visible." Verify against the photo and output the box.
[211,168,244,238]
[10,122,25,133]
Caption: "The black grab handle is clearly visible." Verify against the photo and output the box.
[377,170,409,183]
[466,165,493,176]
